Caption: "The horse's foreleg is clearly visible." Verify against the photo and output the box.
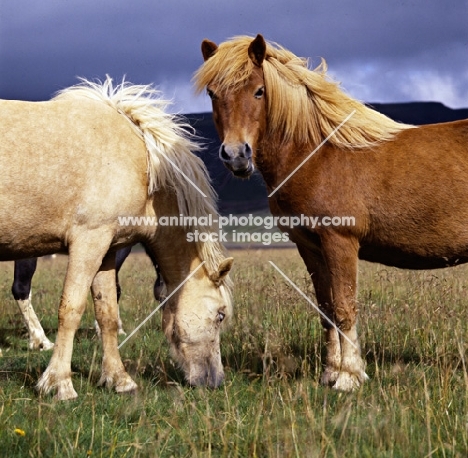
[296,245,343,386]
[92,252,137,394]
[320,232,368,391]
[36,233,113,400]
[13,259,54,351]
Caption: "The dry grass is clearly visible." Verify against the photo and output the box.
[0,248,467,457]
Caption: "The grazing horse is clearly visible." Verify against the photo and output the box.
[0,77,233,400]
[195,34,468,391]
[11,246,164,351]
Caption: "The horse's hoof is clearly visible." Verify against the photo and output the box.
[29,337,54,352]
[98,371,138,394]
[330,371,369,392]
[320,369,340,387]
[38,340,54,351]
[37,374,78,401]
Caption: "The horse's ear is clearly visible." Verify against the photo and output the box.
[210,257,234,285]
[248,34,266,67]
[201,39,218,61]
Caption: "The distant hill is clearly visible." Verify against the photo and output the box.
[186,102,468,215]
[367,102,468,125]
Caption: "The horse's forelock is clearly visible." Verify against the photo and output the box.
[194,36,257,94]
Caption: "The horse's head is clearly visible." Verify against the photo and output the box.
[199,34,268,179]
[161,257,233,388]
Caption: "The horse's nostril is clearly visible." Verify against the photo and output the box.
[219,144,231,161]
[244,143,252,159]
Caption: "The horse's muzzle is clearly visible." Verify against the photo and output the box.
[219,143,254,178]
[188,366,225,388]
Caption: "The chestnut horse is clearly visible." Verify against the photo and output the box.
[0,77,233,400]
[195,34,468,391]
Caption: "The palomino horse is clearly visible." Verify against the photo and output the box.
[195,34,468,391]
[0,77,233,400]
[10,246,164,351]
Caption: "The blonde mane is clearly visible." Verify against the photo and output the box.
[54,77,230,287]
[194,36,415,149]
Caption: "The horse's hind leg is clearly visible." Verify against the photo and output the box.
[115,246,132,335]
[36,232,114,400]
[94,246,132,338]
[92,251,137,394]
[13,259,54,351]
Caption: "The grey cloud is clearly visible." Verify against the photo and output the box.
[1,0,466,109]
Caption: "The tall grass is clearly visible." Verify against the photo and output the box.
[0,249,467,456]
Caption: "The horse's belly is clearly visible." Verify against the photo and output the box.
[359,244,468,270]
[0,238,65,261]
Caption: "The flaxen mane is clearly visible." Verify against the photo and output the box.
[194,36,415,148]
[55,78,231,291]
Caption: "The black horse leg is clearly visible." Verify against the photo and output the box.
[142,244,164,301]
[115,245,133,302]
[12,258,54,350]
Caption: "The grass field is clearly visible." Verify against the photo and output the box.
[0,248,467,457]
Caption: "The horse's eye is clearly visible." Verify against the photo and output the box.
[217,311,226,323]
[254,87,264,99]
[207,89,216,100]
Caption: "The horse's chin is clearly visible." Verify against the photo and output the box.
[226,162,254,179]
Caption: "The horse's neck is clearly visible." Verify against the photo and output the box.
[148,234,202,286]
[256,139,308,193]
[146,197,203,287]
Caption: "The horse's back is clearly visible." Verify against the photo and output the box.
[280,118,468,268]
[0,97,146,172]
[0,98,149,260]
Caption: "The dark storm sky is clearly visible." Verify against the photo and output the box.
[1,0,467,113]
